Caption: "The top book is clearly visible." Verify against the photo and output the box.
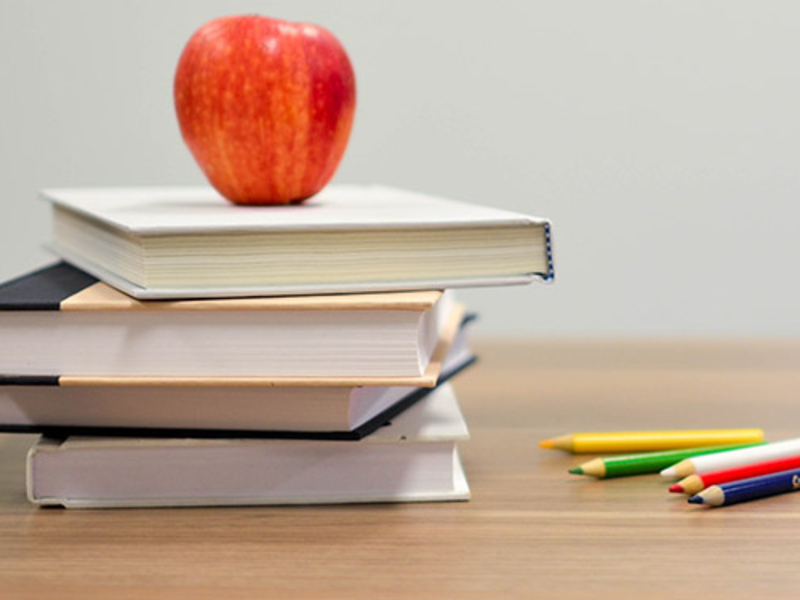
[43,184,554,299]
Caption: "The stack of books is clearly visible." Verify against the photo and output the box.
[0,185,553,508]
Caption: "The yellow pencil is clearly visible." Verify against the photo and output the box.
[538,429,764,454]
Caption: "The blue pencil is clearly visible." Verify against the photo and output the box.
[688,467,800,507]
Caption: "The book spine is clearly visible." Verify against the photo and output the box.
[543,222,555,282]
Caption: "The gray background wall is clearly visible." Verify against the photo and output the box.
[1,1,798,337]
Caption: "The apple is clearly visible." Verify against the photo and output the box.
[174,15,356,205]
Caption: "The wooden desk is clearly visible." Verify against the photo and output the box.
[1,340,800,599]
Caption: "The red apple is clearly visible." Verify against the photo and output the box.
[174,15,356,205]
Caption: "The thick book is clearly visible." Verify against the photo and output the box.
[0,319,476,440]
[43,184,554,299]
[0,262,461,382]
[26,383,470,508]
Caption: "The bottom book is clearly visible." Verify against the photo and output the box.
[26,383,470,508]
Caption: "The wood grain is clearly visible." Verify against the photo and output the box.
[1,339,800,599]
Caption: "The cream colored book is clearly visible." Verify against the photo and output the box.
[0,262,461,382]
[43,184,554,299]
[26,384,471,508]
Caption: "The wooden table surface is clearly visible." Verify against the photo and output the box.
[1,339,800,599]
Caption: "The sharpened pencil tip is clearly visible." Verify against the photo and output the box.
[538,439,555,449]
[687,494,704,505]
[568,466,583,475]
[668,484,684,494]
[660,467,676,479]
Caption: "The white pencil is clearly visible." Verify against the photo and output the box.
[660,437,800,479]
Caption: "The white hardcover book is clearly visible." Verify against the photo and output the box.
[43,184,554,299]
[26,384,470,508]
[0,262,460,381]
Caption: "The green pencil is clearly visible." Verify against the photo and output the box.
[568,443,766,478]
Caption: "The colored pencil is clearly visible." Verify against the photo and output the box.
[569,443,764,478]
[670,454,800,495]
[538,428,763,454]
[688,468,800,507]
[661,437,800,480]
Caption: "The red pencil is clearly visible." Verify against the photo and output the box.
[670,454,800,495]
